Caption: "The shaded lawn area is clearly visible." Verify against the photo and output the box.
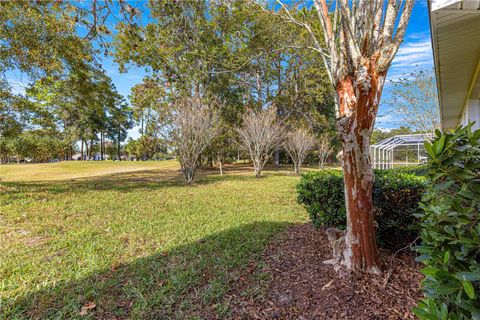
[0,161,307,319]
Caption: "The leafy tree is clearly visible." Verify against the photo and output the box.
[1,1,135,163]
[388,68,440,134]
[114,1,335,168]
[371,126,414,144]
[106,95,134,160]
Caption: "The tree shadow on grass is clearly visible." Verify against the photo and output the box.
[1,221,294,320]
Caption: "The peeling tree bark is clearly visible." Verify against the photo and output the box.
[266,0,414,273]
[336,65,386,272]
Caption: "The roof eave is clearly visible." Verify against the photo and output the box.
[428,0,447,130]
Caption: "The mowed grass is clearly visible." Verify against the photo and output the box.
[0,160,179,182]
[0,161,307,319]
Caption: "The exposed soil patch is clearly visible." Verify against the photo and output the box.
[226,223,423,319]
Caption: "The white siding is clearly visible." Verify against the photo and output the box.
[460,99,480,130]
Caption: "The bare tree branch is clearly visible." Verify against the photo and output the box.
[170,95,220,184]
[284,127,317,174]
[236,108,285,177]
[318,133,333,169]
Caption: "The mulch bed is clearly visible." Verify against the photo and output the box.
[226,223,424,319]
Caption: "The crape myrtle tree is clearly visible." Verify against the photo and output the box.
[318,132,334,169]
[266,0,414,272]
[236,108,285,177]
[170,95,220,184]
[284,127,317,174]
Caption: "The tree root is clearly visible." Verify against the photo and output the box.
[324,228,346,272]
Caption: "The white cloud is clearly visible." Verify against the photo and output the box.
[386,35,434,86]
[373,126,393,132]
[391,39,433,68]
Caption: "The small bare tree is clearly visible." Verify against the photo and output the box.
[170,95,220,184]
[236,108,284,177]
[284,127,317,174]
[318,133,333,169]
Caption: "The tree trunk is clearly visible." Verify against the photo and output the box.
[184,166,195,184]
[335,70,385,273]
[218,155,223,176]
[254,160,262,177]
[81,139,84,161]
[117,132,121,161]
[100,131,104,161]
[341,139,379,272]
[319,157,325,170]
[293,160,300,175]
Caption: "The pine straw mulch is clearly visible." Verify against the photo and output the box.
[224,223,424,320]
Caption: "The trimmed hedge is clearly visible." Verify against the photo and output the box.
[413,125,480,320]
[296,167,426,249]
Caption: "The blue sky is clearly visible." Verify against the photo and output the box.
[8,1,434,137]
[375,1,434,131]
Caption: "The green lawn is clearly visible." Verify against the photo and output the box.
[0,161,307,319]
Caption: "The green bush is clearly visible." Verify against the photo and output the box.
[386,165,428,176]
[413,125,480,320]
[296,167,426,249]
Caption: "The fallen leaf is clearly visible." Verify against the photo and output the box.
[79,301,96,316]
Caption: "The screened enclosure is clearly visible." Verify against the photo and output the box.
[370,134,433,169]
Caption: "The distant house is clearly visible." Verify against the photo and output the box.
[91,153,110,161]
[72,153,82,161]
[71,153,109,161]
[429,0,480,130]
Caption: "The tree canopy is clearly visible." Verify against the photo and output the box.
[1,0,335,166]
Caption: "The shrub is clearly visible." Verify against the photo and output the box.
[413,125,480,320]
[296,167,426,249]
[296,169,345,229]
[386,165,427,176]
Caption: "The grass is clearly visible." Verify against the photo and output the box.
[0,160,307,319]
[0,160,179,182]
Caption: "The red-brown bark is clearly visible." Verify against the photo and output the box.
[336,61,385,272]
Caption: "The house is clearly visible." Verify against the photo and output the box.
[72,153,83,161]
[71,153,110,161]
[429,0,480,130]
